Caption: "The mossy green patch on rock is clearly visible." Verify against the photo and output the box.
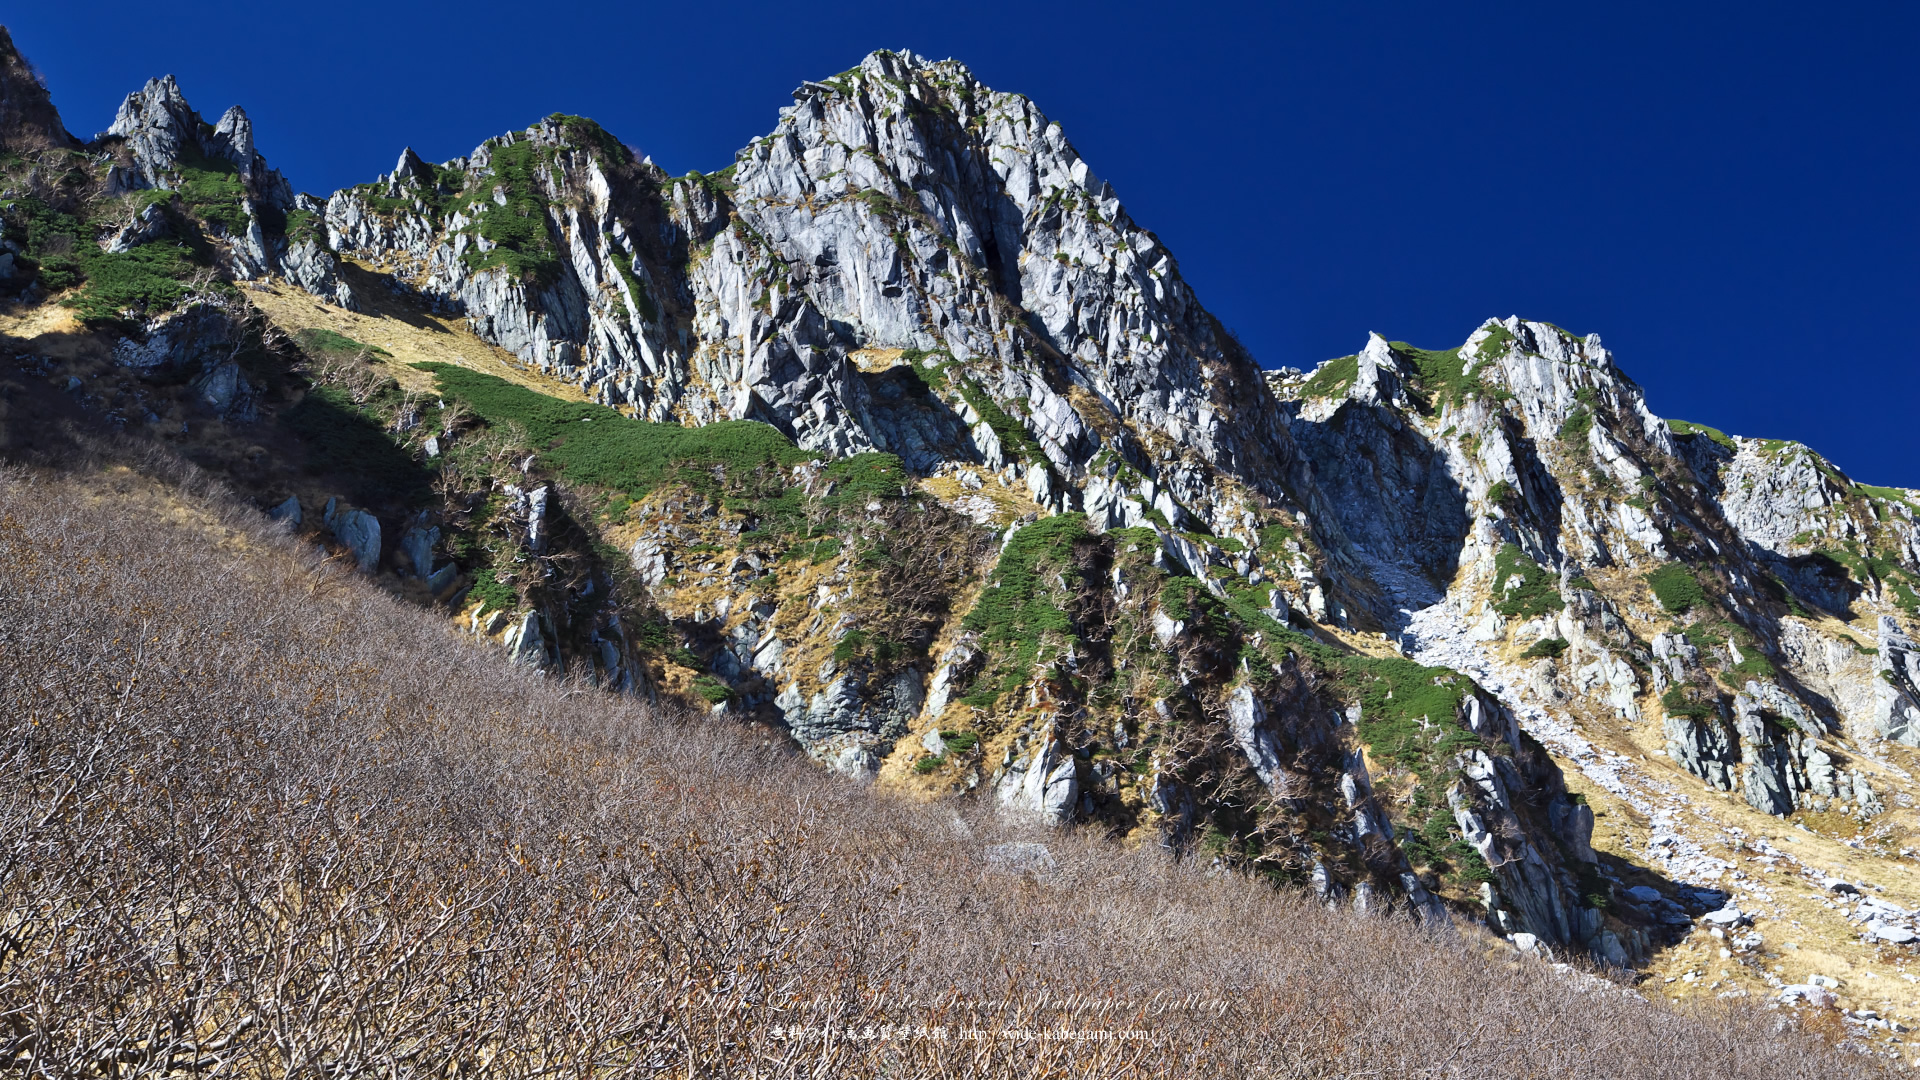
[63,243,202,324]
[457,139,562,287]
[1720,653,1779,689]
[285,206,326,248]
[1666,419,1736,452]
[1300,354,1358,399]
[1522,637,1569,659]
[548,113,632,167]
[1492,544,1563,619]
[416,362,812,499]
[1646,562,1706,614]
[297,327,392,360]
[1345,658,1480,773]
[1662,684,1717,721]
[1,192,218,326]
[173,143,250,236]
[954,377,1042,464]
[957,513,1090,705]
[822,451,911,508]
[1388,341,1490,410]
[1855,483,1919,510]
[1472,322,1516,360]
[1557,406,1593,443]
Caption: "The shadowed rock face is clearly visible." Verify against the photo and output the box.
[1282,336,1472,609]
[1272,315,1920,829]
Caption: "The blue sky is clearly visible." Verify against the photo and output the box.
[11,2,1916,483]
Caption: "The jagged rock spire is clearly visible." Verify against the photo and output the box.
[391,146,434,185]
[1350,332,1407,408]
[103,75,289,210]
[105,75,198,186]
[212,105,255,175]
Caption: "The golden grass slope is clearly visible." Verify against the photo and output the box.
[244,272,588,401]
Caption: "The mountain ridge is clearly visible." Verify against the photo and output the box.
[6,32,1920,1037]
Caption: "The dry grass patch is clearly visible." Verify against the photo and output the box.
[0,459,1898,1077]
[246,278,588,401]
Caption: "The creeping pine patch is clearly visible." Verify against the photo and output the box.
[416,363,812,501]
[1646,562,1706,614]
[1492,544,1563,619]
[956,514,1090,706]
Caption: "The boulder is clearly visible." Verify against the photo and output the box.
[1548,797,1598,863]
[1227,685,1284,791]
[191,360,254,421]
[105,202,172,253]
[281,237,359,310]
[1867,922,1918,945]
[113,301,236,372]
[1779,984,1837,1008]
[502,611,547,667]
[322,499,381,573]
[995,737,1078,824]
[924,642,981,716]
[400,519,440,578]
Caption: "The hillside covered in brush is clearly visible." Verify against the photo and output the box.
[6,26,1920,1058]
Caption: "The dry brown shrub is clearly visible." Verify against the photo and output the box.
[0,460,1893,1078]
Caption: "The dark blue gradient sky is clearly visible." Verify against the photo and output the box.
[10,2,1915,482]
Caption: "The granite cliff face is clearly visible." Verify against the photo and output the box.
[1267,318,1920,821]
[310,52,1310,533]
[10,39,1920,997]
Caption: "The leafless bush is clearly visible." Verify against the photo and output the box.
[847,499,990,664]
[304,347,394,410]
[0,464,1891,1078]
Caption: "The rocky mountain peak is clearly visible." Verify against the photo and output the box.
[103,75,290,212]
[302,50,1306,551]
[104,75,198,184]
[20,35,1920,1006]
[1349,332,1407,407]
[212,104,256,175]
[391,145,435,186]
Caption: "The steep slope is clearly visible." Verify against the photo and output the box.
[4,462,1888,1078]
[0,27,72,153]
[7,31,1920,1022]
[289,53,1680,963]
[0,44,1628,968]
